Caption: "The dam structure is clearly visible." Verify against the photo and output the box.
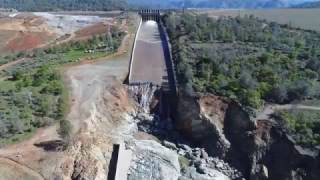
[128,9,176,117]
[128,9,175,91]
[111,10,178,180]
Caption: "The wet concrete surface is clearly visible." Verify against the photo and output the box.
[129,20,168,86]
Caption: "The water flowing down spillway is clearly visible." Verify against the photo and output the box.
[128,83,159,113]
[129,20,168,86]
[124,14,244,180]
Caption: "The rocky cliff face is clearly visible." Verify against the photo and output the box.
[260,125,320,180]
[176,94,232,158]
[55,83,137,180]
[176,93,320,180]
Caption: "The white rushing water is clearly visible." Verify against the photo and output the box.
[128,83,158,113]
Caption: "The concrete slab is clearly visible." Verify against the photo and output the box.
[115,144,133,180]
[129,20,168,85]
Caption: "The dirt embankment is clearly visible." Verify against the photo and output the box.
[176,93,320,180]
[74,22,111,39]
[0,157,44,180]
[5,31,54,51]
[59,60,134,179]
[0,14,138,179]
[0,13,54,52]
[0,12,119,52]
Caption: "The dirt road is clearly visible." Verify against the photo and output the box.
[255,104,320,120]
[0,14,139,179]
[65,55,130,134]
[0,157,44,180]
[0,58,27,71]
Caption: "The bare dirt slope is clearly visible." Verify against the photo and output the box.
[0,12,117,52]
[0,44,133,180]
[57,55,134,179]
[0,158,43,180]
[0,15,138,179]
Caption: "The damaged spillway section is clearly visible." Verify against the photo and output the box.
[128,83,159,113]
[122,14,242,180]
[126,83,242,180]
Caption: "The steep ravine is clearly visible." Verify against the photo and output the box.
[175,93,320,180]
[126,84,240,180]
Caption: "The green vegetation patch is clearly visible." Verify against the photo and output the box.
[0,0,127,11]
[163,12,320,109]
[0,65,65,144]
[274,109,320,147]
[194,9,320,32]
[0,27,125,145]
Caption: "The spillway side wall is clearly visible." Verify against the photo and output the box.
[128,18,142,83]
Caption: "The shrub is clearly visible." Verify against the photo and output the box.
[275,110,320,147]
[268,85,288,103]
[164,12,320,109]
[58,119,72,141]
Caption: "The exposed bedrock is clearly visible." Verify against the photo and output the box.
[175,93,320,180]
[128,140,181,180]
[176,94,239,158]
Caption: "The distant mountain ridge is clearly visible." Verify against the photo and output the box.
[129,0,318,8]
[294,1,320,7]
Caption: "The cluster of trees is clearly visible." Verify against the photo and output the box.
[163,12,320,108]
[1,27,125,73]
[0,51,25,66]
[0,0,127,11]
[40,27,125,55]
[0,24,124,143]
[0,65,65,140]
[275,110,320,147]
[128,0,303,9]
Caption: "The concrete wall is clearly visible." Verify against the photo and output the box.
[128,18,142,83]
[114,143,133,180]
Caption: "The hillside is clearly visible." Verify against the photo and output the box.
[0,0,127,11]
[294,1,320,7]
[163,12,320,148]
[129,0,318,8]
[0,0,318,10]
[162,12,320,180]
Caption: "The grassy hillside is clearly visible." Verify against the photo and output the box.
[163,12,320,109]
[275,109,320,147]
[128,0,316,8]
[163,12,320,147]
[0,28,125,145]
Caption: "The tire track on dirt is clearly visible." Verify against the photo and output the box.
[0,157,44,180]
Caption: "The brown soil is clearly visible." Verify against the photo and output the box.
[0,30,17,51]
[0,15,49,32]
[75,22,111,39]
[0,14,139,179]
[199,95,230,130]
[5,31,53,51]
[0,125,61,179]
[0,13,55,52]
[0,157,44,180]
